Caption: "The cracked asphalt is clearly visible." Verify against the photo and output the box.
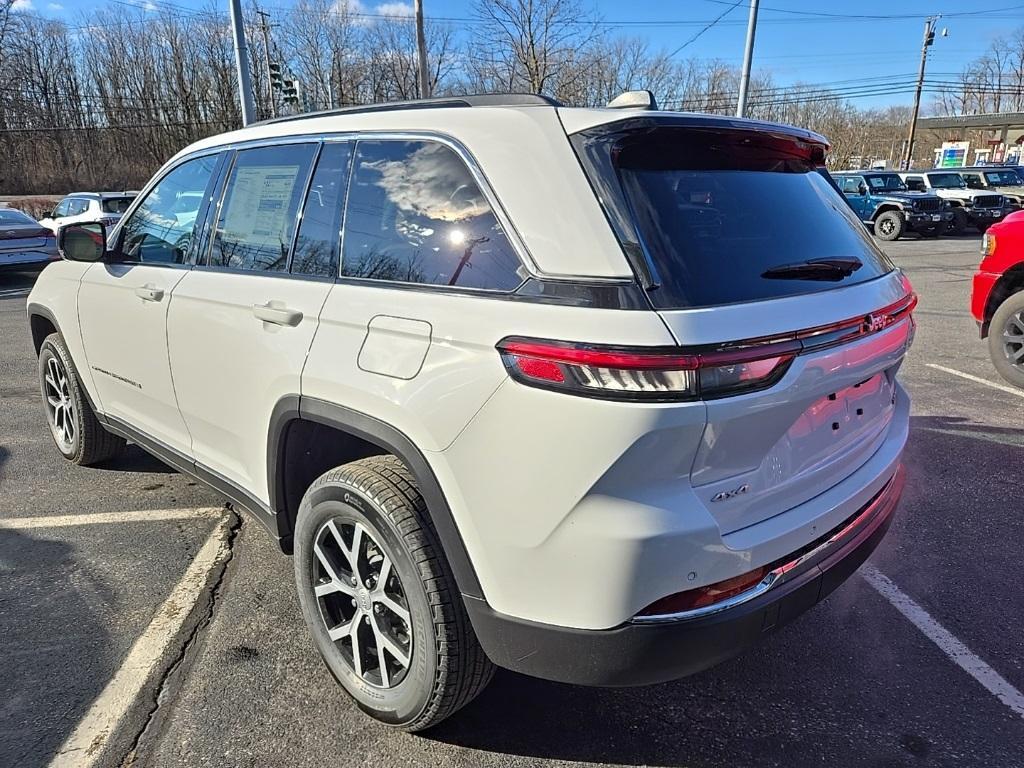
[2,234,1023,767]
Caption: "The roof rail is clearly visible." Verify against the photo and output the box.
[253,93,562,127]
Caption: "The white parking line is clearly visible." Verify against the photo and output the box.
[861,565,1024,720]
[46,514,234,768]
[0,507,225,530]
[925,363,1024,399]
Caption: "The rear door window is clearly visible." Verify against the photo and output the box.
[572,124,893,309]
[290,142,352,279]
[210,143,317,273]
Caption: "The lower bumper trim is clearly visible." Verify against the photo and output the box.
[464,465,903,687]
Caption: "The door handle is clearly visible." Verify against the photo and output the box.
[252,302,303,327]
[135,284,164,302]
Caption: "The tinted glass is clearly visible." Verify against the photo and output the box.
[101,196,135,214]
[927,173,966,189]
[904,176,926,191]
[66,199,89,216]
[985,170,1022,185]
[210,144,316,273]
[291,142,352,278]
[341,140,523,290]
[866,174,905,191]
[120,154,219,264]
[52,199,71,217]
[575,126,893,309]
[838,176,863,194]
[0,209,35,225]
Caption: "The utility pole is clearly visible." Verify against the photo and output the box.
[903,16,944,171]
[256,8,277,118]
[415,0,430,99]
[735,0,760,118]
[229,0,256,126]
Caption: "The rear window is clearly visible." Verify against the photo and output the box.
[0,209,34,225]
[572,123,893,309]
[984,170,1022,186]
[101,196,135,214]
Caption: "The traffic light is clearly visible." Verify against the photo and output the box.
[269,62,283,91]
[282,78,299,106]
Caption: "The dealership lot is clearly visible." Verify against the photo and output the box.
[1,235,1022,768]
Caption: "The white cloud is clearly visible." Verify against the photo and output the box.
[374,2,413,18]
[11,0,34,11]
[47,2,64,10]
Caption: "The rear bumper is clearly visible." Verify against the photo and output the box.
[466,465,903,687]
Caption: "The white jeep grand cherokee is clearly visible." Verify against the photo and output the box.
[28,93,913,731]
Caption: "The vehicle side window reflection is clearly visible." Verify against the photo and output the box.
[341,140,524,291]
[120,155,219,264]
[291,142,352,278]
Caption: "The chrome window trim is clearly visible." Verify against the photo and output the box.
[149,130,545,283]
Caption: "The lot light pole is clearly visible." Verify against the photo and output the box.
[902,16,944,171]
[735,0,760,118]
[415,0,430,99]
[229,0,257,126]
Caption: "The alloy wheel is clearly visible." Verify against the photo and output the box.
[43,355,76,452]
[880,218,895,235]
[311,518,413,688]
[1001,311,1024,369]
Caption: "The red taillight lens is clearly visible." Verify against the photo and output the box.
[497,338,795,402]
[637,567,769,615]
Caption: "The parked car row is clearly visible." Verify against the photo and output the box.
[0,191,137,274]
[832,168,1022,241]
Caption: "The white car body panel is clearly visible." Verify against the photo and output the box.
[166,270,333,497]
[77,263,192,454]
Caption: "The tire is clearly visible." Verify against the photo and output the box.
[947,208,968,235]
[293,455,494,731]
[38,333,125,465]
[987,291,1024,389]
[873,210,905,241]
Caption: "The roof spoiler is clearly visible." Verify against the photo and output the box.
[606,90,658,111]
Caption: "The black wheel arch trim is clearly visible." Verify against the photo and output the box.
[267,395,484,599]
[27,302,102,416]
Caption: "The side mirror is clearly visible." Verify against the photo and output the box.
[58,222,107,262]
[858,183,868,195]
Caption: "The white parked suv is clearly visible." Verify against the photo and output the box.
[37,191,137,234]
[28,93,913,731]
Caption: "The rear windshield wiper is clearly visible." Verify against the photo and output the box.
[761,257,863,282]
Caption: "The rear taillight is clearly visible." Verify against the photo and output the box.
[637,566,770,616]
[496,338,796,402]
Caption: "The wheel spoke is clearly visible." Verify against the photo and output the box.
[350,618,364,678]
[314,578,355,598]
[348,523,364,581]
[1010,346,1024,362]
[46,394,61,408]
[374,592,410,626]
[377,554,393,590]
[313,540,347,587]
[372,618,410,668]
[327,608,360,641]
[376,641,390,688]
[45,373,59,392]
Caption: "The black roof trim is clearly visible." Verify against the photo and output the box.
[254,93,562,127]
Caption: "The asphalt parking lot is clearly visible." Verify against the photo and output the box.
[2,235,1023,768]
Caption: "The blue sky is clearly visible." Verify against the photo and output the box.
[23,0,1024,110]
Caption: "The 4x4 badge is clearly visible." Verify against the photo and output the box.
[711,484,750,502]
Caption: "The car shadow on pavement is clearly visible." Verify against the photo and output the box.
[91,444,177,474]
[0,529,113,768]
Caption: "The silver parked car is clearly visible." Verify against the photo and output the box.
[0,207,58,273]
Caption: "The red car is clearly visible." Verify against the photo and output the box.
[972,209,1024,386]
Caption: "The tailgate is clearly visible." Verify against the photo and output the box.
[658,271,914,534]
